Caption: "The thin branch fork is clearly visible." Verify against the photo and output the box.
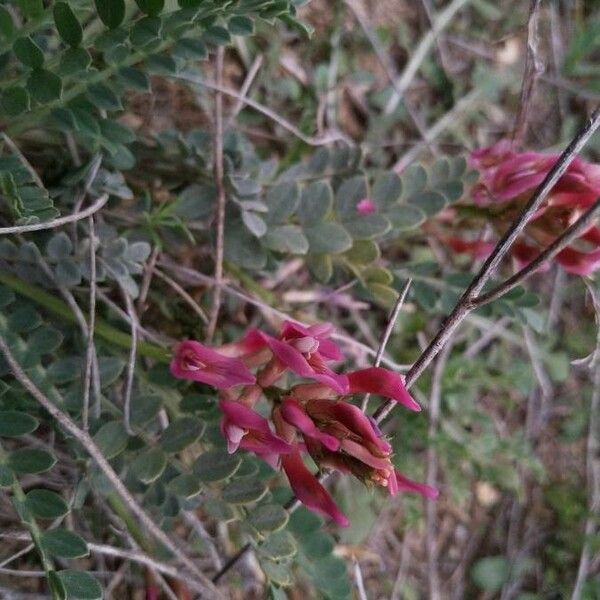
[374,104,600,422]
[0,194,109,235]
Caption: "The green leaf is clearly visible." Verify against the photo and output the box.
[1,87,30,116]
[135,0,165,16]
[145,54,177,74]
[471,556,511,592]
[28,69,62,103]
[304,222,352,254]
[87,83,122,111]
[406,190,446,216]
[298,182,332,225]
[0,464,15,488]
[160,416,204,453]
[26,489,69,519]
[0,7,14,39]
[248,504,289,533]
[401,164,427,196]
[266,182,299,224]
[223,478,268,505]
[263,225,309,254]
[117,67,150,91]
[93,421,129,460]
[100,120,136,144]
[53,2,83,47]
[384,204,426,230]
[130,395,162,427]
[13,37,44,68]
[17,0,44,19]
[343,214,390,239]
[94,0,125,29]
[0,411,39,437]
[41,529,89,559]
[29,326,63,354]
[59,48,91,75]
[261,560,291,586]
[130,16,162,48]
[130,448,167,484]
[228,16,254,36]
[242,211,267,238]
[372,172,402,209]
[306,253,332,283]
[167,473,201,499]
[172,184,216,219]
[193,448,241,482]
[47,232,73,259]
[368,282,398,307]
[8,448,56,474]
[344,240,380,265]
[173,37,208,60]
[335,175,368,217]
[259,531,297,560]
[57,570,103,600]
[203,25,231,46]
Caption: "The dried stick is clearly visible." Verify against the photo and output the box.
[384,0,472,115]
[512,0,544,146]
[82,216,97,431]
[159,260,407,370]
[0,194,108,235]
[122,292,138,436]
[425,342,454,600]
[473,196,600,307]
[206,47,226,344]
[0,337,222,599]
[572,283,600,600]
[352,558,369,600]
[226,54,263,127]
[361,279,412,411]
[154,268,208,325]
[375,104,600,423]
[176,73,347,146]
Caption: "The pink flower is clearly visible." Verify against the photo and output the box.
[219,399,292,457]
[393,470,439,498]
[280,397,341,451]
[170,341,255,389]
[252,322,349,394]
[446,140,600,276]
[356,198,377,215]
[347,367,421,412]
[281,451,349,527]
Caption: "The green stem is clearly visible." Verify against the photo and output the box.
[0,271,170,362]
[0,442,61,600]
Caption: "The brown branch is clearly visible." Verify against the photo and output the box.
[206,47,226,344]
[474,196,600,307]
[374,103,600,423]
[512,0,544,147]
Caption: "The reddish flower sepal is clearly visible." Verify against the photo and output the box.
[219,399,292,458]
[281,451,349,527]
[390,470,439,499]
[348,367,421,412]
[170,340,255,389]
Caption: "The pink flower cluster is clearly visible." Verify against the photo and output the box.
[446,140,600,275]
[171,321,437,526]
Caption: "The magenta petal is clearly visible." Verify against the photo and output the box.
[170,341,255,389]
[556,246,600,275]
[219,400,292,455]
[348,367,421,412]
[330,402,392,454]
[395,470,439,499]
[266,337,348,393]
[282,452,349,527]
[280,398,340,452]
